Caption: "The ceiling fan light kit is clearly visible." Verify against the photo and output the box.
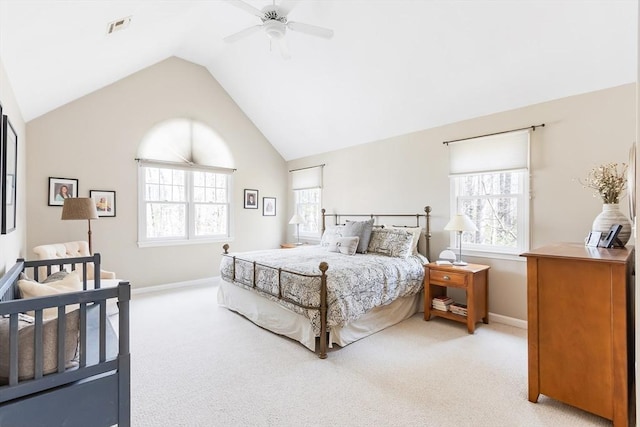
[224,0,333,58]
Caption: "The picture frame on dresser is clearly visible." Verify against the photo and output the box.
[585,231,602,247]
[1,115,17,234]
[90,190,116,217]
[48,177,78,206]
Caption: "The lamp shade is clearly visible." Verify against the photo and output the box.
[61,198,99,220]
[288,214,305,225]
[444,214,477,232]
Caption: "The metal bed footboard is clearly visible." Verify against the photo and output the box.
[222,244,330,359]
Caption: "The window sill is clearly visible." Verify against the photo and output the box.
[138,237,233,248]
[445,247,527,263]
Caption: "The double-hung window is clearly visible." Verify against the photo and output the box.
[291,166,323,237]
[140,163,231,243]
[137,119,234,247]
[448,130,531,257]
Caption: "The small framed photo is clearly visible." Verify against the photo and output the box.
[244,189,258,209]
[585,231,602,247]
[90,190,116,217]
[263,197,276,216]
[48,177,78,206]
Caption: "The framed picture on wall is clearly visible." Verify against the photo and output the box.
[1,115,17,234]
[263,197,276,216]
[48,177,78,206]
[90,190,116,217]
[244,189,258,209]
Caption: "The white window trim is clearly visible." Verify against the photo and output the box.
[448,170,530,260]
[137,163,234,248]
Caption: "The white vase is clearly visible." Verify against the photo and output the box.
[591,203,632,246]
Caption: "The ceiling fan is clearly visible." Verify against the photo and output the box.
[223,0,334,59]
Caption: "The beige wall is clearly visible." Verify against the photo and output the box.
[26,57,287,288]
[0,56,27,273]
[288,83,636,321]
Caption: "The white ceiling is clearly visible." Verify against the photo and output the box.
[0,0,637,160]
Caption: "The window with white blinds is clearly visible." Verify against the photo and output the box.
[291,166,323,236]
[448,130,530,256]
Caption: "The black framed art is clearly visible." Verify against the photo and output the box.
[244,189,258,209]
[263,197,276,216]
[90,190,116,217]
[1,115,17,234]
[48,177,78,206]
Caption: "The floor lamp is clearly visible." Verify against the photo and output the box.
[444,214,478,266]
[61,198,99,254]
[288,214,305,245]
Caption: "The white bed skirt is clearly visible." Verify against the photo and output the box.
[217,280,421,352]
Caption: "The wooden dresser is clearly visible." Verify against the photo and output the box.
[521,243,634,426]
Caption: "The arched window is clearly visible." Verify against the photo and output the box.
[137,119,235,246]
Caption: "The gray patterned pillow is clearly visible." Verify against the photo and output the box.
[367,228,414,258]
[343,219,375,253]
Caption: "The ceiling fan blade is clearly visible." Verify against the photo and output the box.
[276,37,292,60]
[287,21,334,39]
[224,0,264,19]
[277,0,300,16]
[223,25,263,43]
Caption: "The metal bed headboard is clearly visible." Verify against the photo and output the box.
[321,206,432,260]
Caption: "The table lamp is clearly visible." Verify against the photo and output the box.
[444,214,478,266]
[288,214,305,245]
[62,198,99,254]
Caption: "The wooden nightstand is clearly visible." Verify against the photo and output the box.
[423,262,490,333]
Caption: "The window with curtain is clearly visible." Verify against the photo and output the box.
[291,166,323,237]
[137,119,235,246]
[448,129,530,256]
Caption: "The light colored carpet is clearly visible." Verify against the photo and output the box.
[130,280,611,427]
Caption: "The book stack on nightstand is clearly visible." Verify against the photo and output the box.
[432,295,453,312]
[450,303,468,317]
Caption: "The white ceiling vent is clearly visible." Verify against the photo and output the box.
[107,16,132,35]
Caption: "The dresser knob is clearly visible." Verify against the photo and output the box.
[443,275,450,280]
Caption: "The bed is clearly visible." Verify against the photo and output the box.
[0,254,130,427]
[218,207,432,358]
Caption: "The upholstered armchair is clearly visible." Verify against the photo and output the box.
[32,241,116,280]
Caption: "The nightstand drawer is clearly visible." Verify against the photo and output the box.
[429,270,467,287]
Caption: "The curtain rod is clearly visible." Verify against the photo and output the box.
[289,163,326,173]
[442,124,545,145]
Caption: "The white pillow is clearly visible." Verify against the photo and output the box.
[320,225,344,247]
[326,236,360,256]
[18,271,83,320]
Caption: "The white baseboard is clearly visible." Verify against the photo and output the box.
[132,276,218,295]
[489,312,527,329]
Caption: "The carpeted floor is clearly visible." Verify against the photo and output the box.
[129,280,612,427]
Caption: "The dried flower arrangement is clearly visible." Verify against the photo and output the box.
[579,162,628,204]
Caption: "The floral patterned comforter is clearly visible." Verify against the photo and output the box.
[220,246,426,335]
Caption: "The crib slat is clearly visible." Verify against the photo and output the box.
[34,309,44,379]
[9,313,18,385]
[79,302,87,367]
[99,300,107,362]
[57,306,65,373]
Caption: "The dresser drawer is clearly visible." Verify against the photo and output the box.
[429,269,467,287]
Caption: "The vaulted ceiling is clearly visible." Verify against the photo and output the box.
[0,0,636,160]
